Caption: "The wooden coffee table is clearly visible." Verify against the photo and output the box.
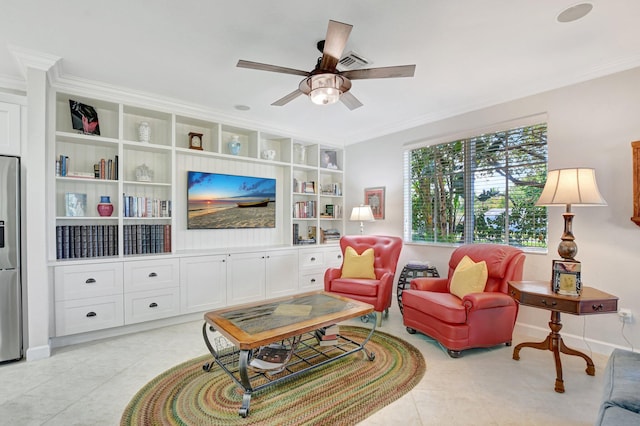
[202,291,376,417]
[508,280,618,393]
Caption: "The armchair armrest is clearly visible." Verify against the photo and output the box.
[410,277,449,293]
[462,292,516,311]
[324,267,342,291]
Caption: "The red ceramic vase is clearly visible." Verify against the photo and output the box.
[97,196,114,217]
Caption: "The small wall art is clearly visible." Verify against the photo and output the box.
[69,100,100,135]
[364,186,385,220]
[320,150,339,170]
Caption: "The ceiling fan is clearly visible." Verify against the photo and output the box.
[237,20,416,110]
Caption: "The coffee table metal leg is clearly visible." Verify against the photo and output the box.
[238,350,252,417]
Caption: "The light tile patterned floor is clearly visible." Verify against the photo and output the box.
[0,301,607,425]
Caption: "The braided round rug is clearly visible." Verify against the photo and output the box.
[121,326,425,426]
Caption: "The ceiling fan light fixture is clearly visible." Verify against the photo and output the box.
[309,74,342,105]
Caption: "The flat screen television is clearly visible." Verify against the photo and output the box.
[187,171,276,229]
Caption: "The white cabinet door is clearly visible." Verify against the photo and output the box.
[180,255,227,314]
[226,252,266,305]
[0,101,20,156]
[266,249,299,298]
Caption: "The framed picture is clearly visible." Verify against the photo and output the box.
[552,259,582,296]
[320,150,339,170]
[364,187,385,220]
[69,100,100,135]
[65,192,87,217]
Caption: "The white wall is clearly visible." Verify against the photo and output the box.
[347,66,640,354]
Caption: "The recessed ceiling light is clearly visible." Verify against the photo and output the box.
[234,105,251,111]
[557,3,593,23]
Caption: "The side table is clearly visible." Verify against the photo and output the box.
[397,262,439,314]
[508,280,618,393]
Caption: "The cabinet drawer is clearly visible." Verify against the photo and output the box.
[299,270,325,292]
[55,263,123,301]
[55,295,124,336]
[124,259,179,292]
[299,251,324,269]
[324,247,343,268]
[124,287,180,324]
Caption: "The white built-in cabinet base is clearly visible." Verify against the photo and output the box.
[53,245,342,338]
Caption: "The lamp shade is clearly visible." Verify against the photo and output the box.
[536,168,607,206]
[350,205,375,222]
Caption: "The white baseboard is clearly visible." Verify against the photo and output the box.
[26,344,51,361]
[514,322,634,357]
[49,312,203,349]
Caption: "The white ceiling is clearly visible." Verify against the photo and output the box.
[2,0,640,145]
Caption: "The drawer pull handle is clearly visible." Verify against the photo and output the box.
[311,278,316,283]
[592,304,604,311]
[86,312,97,318]
[85,278,96,284]
[149,302,158,308]
[310,257,316,261]
[541,300,557,306]
[148,272,158,278]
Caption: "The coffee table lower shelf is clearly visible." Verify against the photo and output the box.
[201,319,376,417]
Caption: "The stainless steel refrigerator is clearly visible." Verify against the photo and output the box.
[0,155,21,363]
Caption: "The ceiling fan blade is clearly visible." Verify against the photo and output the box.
[272,89,305,106]
[319,20,353,71]
[341,65,416,80]
[340,91,363,110]
[237,60,309,77]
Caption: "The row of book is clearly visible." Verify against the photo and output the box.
[292,223,315,245]
[293,200,317,218]
[56,155,119,180]
[122,195,172,218]
[293,179,316,194]
[320,228,341,244]
[56,225,118,259]
[123,225,171,255]
[320,183,342,196]
[319,204,342,219]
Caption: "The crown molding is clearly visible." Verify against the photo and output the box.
[343,52,640,145]
[0,73,27,93]
[7,45,62,81]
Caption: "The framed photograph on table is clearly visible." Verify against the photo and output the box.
[552,259,582,296]
[364,187,385,220]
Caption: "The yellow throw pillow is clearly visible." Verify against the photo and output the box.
[449,255,488,299]
[341,247,376,279]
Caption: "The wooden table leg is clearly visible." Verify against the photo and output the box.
[512,311,596,393]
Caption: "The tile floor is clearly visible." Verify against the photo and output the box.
[0,301,608,426]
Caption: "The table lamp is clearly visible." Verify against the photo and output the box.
[535,168,607,260]
[350,205,374,235]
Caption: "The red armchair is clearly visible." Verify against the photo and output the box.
[324,235,403,326]
[402,244,525,357]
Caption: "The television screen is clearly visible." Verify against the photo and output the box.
[187,171,276,229]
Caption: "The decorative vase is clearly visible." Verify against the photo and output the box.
[97,196,114,217]
[294,143,306,164]
[228,135,241,155]
[138,121,150,143]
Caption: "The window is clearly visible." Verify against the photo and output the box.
[404,123,548,249]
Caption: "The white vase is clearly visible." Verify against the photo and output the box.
[228,135,241,155]
[138,121,150,143]
[294,143,306,164]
